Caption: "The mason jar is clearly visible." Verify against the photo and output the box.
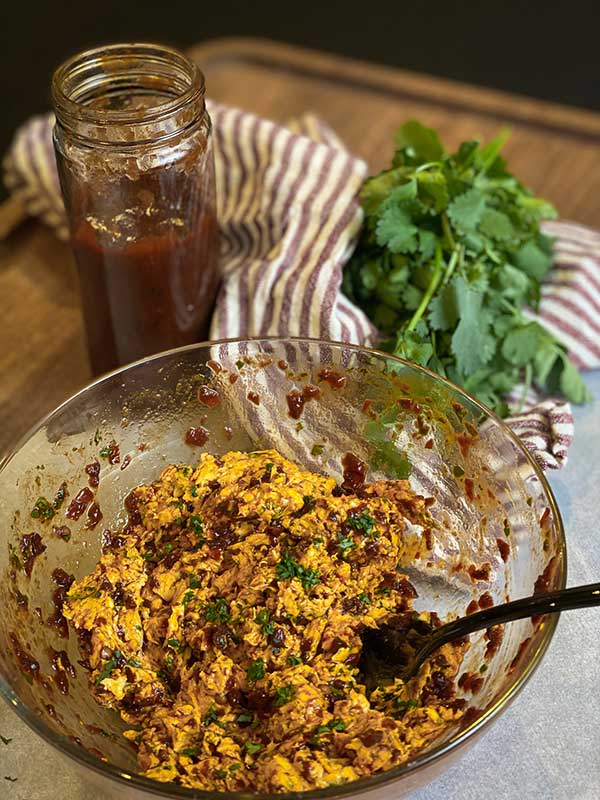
[52,43,220,375]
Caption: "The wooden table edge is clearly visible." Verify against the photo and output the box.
[188,36,600,140]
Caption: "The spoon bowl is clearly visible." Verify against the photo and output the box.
[360,582,600,687]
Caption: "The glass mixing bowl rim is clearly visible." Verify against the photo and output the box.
[0,336,566,799]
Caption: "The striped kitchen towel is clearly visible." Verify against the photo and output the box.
[4,106,599,470]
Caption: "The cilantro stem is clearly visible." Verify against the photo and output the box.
[414,161,442,174]
[406,245,443,332]
[516,363,532,414]
[441,213,455,250]
[480,129,510,174]
[441,244,463,287]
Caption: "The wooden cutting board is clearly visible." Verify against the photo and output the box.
[2,36,600,453]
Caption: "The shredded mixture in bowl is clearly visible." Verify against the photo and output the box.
[64,450,465,792]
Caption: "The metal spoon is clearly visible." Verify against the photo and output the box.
[359,582,600,689]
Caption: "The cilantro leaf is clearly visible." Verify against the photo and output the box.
[394,120,445,163]
[274,683,296,707]
[515,240,553,281]
[247,658,265,682]
[376,205,419,254]
[448,188,486,233]
[479,209,514,241]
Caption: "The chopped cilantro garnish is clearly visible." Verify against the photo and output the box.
[205,598,230,623]
[347,509,378,537]
[296,421,304,432]
[256,608,275,636]
[99,445,111,458]
[247,658,266,682]
[315,719,346,734]
[190,485,198,497]
[189,515,204,536]
[235,359,245,369]
[302,495,316,511]
[276,550,321,591]
[31,496,55,521]
[358,592,372,605]
[453,465,465,478]
[203,704,218,726]
[162,542,174,555]
[215,768,228,779]
[189,575,201,589]
[95,650,122,686]
[237,712,254,724]
[69,586,101,600]
[245,741,262,755]
[167,638,183,653]
[229,763,242,773]
[312,537,324,548]
[287,655,302,666]
[310,444,325,457]
[309,718,347,745]
[276,550,299,581]
[395,698,419,712]
[274,683,296,707]
[181,746,200,758]
[182,590,195,606]
[52,482,67,510]
[337,532,355,554]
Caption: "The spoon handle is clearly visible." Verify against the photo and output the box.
[420,582,600,664]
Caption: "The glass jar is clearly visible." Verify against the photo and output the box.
[52,43,220,375]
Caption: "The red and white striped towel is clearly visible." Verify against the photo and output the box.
[4,105,598,470]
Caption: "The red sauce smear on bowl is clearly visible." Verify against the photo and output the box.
[318,369,346,389]
[47,568,75,639]
[10,633,40,681]
[286,390,305,420]
[49,647,76,695]
[20,532,46,577]
[467,563,491,582]
[198,386,221,408]
[66,488,94,521]
[186,426,209,446]
[496,538,510,563]
[341,452,367,493]
[85,502,103,530]
[85,461,101,488]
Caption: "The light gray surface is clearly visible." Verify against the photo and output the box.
[1,372,599,800]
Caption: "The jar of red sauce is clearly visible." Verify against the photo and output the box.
[52,44,219,375]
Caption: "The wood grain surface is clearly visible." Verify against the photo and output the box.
[2,36,600,454]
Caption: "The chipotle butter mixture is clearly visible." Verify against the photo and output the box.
[64,450,465,792]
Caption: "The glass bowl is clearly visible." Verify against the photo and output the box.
[0,338,565,799]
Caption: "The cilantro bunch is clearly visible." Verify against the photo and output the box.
[343,121,591,415]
